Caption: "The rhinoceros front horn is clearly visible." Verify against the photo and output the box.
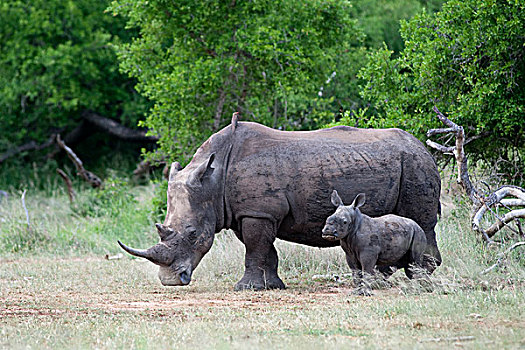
[118,240,152,259]
[117,240,166,265]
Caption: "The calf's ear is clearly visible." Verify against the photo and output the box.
[331,190,344,207]
[351,193,366,208]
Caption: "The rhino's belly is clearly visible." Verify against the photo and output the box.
[276,221,339,247]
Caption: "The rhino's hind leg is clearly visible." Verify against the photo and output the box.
[422,231,441,274]
[234,217,285,291]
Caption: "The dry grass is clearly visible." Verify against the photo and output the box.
[1,184,524,349]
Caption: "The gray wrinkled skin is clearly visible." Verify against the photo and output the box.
[322,191,427,295]
[119,121,441,290]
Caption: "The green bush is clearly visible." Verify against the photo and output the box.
[150,180,168,223]
[73,177,137,218]
[356,0,525,179]
[0,0,149,155]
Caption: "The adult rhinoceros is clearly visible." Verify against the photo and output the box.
[119,118,441,290]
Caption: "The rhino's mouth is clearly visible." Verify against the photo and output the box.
[160,267,193,286]
[321,232,339,241]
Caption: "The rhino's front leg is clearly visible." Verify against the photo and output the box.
[234,217,285,291]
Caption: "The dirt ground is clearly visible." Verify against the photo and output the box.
[1,256,524,349]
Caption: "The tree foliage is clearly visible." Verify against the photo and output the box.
[356,0,525,172]
[109,0,369,161]
[350,0,443,53]
[0,0,149,155]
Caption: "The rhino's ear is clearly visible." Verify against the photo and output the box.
[188,153,215,187]
[156,223,174,240]
[330,190,344,207]
[168,161,183,182]
[351,193,366,209]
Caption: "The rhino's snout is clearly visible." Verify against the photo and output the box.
[321,226,339,241]
[159,266,193,286]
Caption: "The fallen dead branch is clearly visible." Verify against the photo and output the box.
[105,253,124,261]
[82,111,158,142]
[0,134,56,164]
[56,169,76,204]
[420,335,475,343]
[480,241,525,275]
[426,107,525,243]
[56,135,102,188]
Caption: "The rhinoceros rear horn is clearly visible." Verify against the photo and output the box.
[168,161,183,182]
[155,223,174,240]
[118,241,170,265]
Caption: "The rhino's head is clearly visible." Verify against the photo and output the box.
[119,153,219,286]
[322,190,365,241]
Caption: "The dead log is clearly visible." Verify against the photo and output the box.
[426,107,525,242]
[82,111,158,142]
[0,134,56,164]
[56,135,102,188]
[2,111,158,164]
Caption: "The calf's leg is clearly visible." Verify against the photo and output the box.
[354,250,378,296]
[234,217,285,291]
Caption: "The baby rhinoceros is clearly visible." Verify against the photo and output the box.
[322,190,427,295]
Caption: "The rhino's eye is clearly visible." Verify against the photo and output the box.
[186,228,198,242]
[343,220,348,225]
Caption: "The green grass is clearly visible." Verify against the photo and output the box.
[1,179,524,349]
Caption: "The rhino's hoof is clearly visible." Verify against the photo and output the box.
[353,287,372,297]
[234,278,286,291]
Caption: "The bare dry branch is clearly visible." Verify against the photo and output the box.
[482,209,525,238]
[21,189,30,230]
[0,134,56,164]
[56,169,76,204]
[430,106,481,205]
[426,127,456,137]
[472,185,525,238]
[428,107,525,243]
[500,199,525,207]
[420,335,475,343]
[56,135,102,188]
[426,140,455,154]
[480,241,525,274]
[105,253,124,260]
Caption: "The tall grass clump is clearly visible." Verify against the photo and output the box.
[0,175,156,256]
